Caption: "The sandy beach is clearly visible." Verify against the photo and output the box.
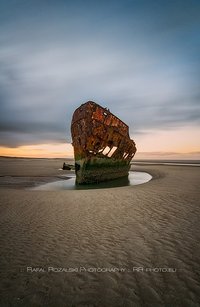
[0,157,200,306]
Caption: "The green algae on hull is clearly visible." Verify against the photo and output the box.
[75,157,131,184]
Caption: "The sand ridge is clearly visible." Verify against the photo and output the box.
[0,158,200,306]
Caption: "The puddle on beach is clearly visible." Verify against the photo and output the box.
[31,171,152,191]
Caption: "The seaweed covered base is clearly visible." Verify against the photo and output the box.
[75,157,130,184]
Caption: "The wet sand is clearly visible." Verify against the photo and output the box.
[0,157,200,306]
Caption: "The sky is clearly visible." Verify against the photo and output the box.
[0,0,200,159]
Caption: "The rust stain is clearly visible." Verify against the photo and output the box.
[71,101,136,161]
[71,101,137,183]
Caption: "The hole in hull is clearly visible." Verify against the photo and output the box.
[107,146,117,157]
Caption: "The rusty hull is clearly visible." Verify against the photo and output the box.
[71,101,137,184]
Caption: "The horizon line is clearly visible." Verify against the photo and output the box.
[0,154,200,161]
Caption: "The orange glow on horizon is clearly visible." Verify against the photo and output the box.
[0,143,74,158]
[0,126,199,160]
[133,126,200,156]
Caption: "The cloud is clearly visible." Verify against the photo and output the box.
[0,0,200,148]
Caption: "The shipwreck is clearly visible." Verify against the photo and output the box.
[71,101,137,184]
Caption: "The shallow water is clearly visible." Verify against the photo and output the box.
[31,171,152,191]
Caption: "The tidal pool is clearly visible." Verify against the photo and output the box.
[31,171,152,191]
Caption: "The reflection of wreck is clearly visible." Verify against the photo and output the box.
[71,101,137,184]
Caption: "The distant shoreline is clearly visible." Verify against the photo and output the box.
[132,161,200,166]
[0,155,200,164]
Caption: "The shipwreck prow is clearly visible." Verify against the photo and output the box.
[71,101,137,184]
[72,100,129,131]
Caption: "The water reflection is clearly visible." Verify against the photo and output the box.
[31,171,152,191]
